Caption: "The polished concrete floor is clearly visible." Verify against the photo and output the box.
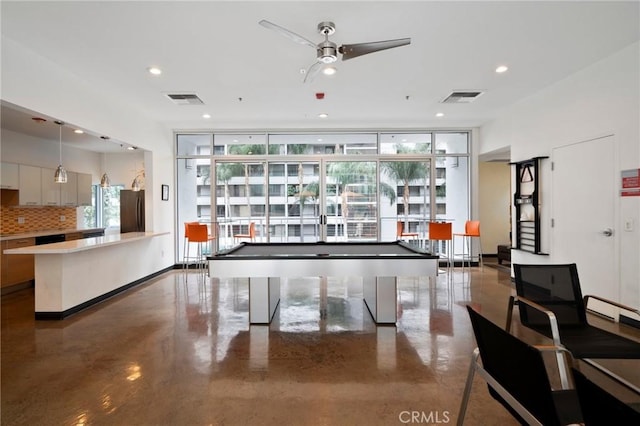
[1,261,637,425]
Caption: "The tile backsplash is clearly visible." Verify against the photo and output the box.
[1,206,78,234]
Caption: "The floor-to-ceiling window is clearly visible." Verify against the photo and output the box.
[176,131,470,261]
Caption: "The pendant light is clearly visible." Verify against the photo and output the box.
[53,120,68,183]
[131,158,142,191]
[99,138,111,188]
[131,175,141,192]
[100,172,111,188]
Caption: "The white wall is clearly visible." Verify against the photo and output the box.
[480,42,640,308]
[1,129,102,180]
[478,161,511,254]
[2,38,175,269]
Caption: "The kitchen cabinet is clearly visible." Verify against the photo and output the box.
[18,165,42,206]
[1,162,19,189]
[60,172,78,206]
[77,173,92,206]
[41,168,61,206]
[1,237,35,288]
[65,232,84,241]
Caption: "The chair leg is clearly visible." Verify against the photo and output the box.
[457,349,480,426]
[505,295,515,332]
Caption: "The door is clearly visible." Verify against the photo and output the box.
[323,161,379,242]
[552,135,617,301]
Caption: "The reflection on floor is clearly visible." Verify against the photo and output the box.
[1,260,632,425]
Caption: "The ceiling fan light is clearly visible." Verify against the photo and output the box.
[319,54,337,64]
[54,165,68,183]
[323,66,337,76]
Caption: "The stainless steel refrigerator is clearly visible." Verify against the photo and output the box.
[120,190,145,233]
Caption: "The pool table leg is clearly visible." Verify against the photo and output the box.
[249,277,281,324]
[363,276,397,324]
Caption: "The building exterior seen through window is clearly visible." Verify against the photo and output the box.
[176,132,469,260]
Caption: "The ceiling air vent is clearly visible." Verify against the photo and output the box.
[441,91,484,104]
[164,93,204,105]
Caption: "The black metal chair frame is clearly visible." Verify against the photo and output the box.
[458,306,581,426]
[506,263,640,393]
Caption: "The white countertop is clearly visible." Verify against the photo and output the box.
[3,231,169,255]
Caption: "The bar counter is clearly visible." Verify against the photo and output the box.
[4,231,170,319]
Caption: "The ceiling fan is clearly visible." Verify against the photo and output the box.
[259,20,411,83]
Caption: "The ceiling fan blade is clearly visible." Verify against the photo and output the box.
[303,61,323,83]
[259,20,317,49]
[339,38,411,61]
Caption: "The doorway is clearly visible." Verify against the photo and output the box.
[551,135,617,302]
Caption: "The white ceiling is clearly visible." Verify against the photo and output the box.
[1,1,639,152]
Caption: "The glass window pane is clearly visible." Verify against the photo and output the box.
[325,161,378,241]
[268,133,377,155]
[381,160,430,241]
[268,161,320,243]
[437,156,469,230]
[82,185,97,228]
[102,185,123,228]
[434,132,469,154]
[177,134,211,156]
[380,133,432,154]
[214,134,267,155]
[214,160,266,249]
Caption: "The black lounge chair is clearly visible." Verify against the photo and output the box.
[571,367,640,424]
[458,305,582,426]
[506,263,640,390]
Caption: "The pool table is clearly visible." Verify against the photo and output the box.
[208,241,439,324]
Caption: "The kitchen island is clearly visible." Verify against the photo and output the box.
[4,231,170,319]
[0,227,106,292]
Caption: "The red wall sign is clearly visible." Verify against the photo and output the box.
[621,168,640,197]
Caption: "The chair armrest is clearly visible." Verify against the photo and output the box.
[583,295,640,317]
[512,296,563,347]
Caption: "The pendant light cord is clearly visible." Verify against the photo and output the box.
[59,124,62,164]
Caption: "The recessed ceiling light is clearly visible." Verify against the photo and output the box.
[436,112,444,117]
[495,65,509,73]
[317,138,323,142]
[74,129,84,134]
[323,66,337,76]
[401,139,407,142]
[318,113,328,118]
[202,113,211,119]
[148,67,162,75]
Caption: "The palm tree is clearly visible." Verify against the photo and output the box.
[326,162,396,237]
[228,144,265,222]
[287,144,310,241]
[381,149,428,229]
[216,162,243,240]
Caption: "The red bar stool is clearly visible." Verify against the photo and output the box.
[454,220,482,269]
[397,220,418,241]
[185,223,215,274]
[234,222,256,243]
[428,221,453,272]
[182,221,200,270]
